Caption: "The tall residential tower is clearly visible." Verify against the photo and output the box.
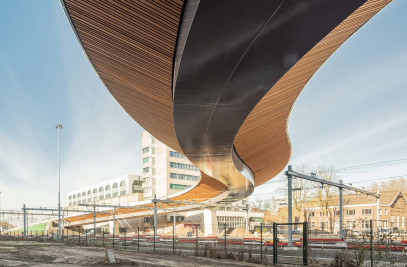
[141,131,200,200]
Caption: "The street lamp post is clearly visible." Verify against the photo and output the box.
[56,123,63,240]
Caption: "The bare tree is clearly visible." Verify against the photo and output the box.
[315,165,339,233]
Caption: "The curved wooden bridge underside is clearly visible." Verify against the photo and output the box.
[61,0,391,222]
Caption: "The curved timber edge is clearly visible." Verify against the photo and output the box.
[234,0,392,187]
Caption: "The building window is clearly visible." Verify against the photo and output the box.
[170,184,192,190]
[105,185,111,190]
[335,211,340,216]
[142,147,149,154]
[169,162,199,171]
[143,167,150,173]
[346,210,355,216]
[144,187,150,193]
[112,183,118,188]
[99,187,104,200]
[169,151,186,159]
[143,157,149,163]
[362,209,372,215]
[120,181,126,187]
[385,209,388,215]
[120,190,126,196]
[170,173,200,181]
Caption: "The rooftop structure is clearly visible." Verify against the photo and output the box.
[67,174,142,206]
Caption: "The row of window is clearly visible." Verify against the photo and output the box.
[218,216,246,228]
[169,151,186,159]
[143,157,149,163]
[69,190,127,205]
[143,167,150,173]
[170,173,200,181]
[308,208,372,217]
[169,183,192,190]
[142,147,149,154]
[169,162,199,171]
[68,181,127,200]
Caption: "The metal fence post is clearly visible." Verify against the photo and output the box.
[137,226,140,252]
[224,223,227,255]
[78,228,81,245]
[103,231,105,247]
[303,222,308,266]
[273,222,277,265]
[173,223,175,254]
[260,222,263,264]
[112,231,115,249]
[85,229,88,246]
[287,166,293,246]
[124,231,127,250]
[370,220,374,267]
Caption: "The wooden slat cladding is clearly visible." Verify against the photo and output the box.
[234,0,392,186]
[63,0,228,202]
[64,0,182,152]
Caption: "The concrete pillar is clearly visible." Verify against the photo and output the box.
[203,208,219,236]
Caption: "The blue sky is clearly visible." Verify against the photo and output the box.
[0,1,406,209]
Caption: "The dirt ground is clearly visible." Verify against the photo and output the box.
[0,240,276,267]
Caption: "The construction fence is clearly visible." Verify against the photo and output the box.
[2,220,407,266]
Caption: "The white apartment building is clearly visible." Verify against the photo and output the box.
[141,131,200,200]
[67,174,142,206]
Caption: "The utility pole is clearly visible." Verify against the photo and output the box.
[93,202,96,245]
[287,165,293,246]
[245,204,249,236]
[153,195,157,252]
[173,210,176,236]
[23,204,26,239]
[285,166,380,242]
[56,123,63,240]
[339,180,343,239]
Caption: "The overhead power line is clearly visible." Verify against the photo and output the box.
[335,157,407,172]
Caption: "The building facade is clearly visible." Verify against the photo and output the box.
[141,131,200,200]
[279,190,407,233]
[67,174,142,207]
